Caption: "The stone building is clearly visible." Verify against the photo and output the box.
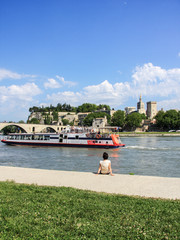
[28,112,45,124]
[124,107,136,115]
[146,101,157,119]
[92,116,107,129]
[137,95,146,114]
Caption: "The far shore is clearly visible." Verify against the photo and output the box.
[117,132,180,137]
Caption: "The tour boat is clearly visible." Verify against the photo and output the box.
[1,130,125,149]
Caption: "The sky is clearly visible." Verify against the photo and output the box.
[0,0,180,122]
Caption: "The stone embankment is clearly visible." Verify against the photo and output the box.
[119,133,180,137]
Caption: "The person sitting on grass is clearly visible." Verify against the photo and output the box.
[97,152,114,176]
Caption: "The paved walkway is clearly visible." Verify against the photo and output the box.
[0,166,180,200]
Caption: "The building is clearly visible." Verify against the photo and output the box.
[146,101,157,119]
[77,112,91,125]
[92,116,107,129]
[137,95,146,114]
[124,107,136,115]
[95,108,116,117]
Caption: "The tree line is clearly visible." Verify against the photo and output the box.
[29,103,111,114]
[155,110,180,131]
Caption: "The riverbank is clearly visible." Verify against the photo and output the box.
[118,132,180,137]
[0,166,180,199]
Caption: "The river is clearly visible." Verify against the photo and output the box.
[0,136,180,178]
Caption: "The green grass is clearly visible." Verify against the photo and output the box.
[0,181,179,239]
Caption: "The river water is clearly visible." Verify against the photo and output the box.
[0,136,180,178]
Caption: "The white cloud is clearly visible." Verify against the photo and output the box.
[178,52,180,57]
[47,91,82,106]
[56,75,77,87]
[2,63,180,121]
[0,82,42,121]
[132,63,166,85]
[0,83,41,103]
[0,68,36,81]
[44,75,77,89]
[44,78,62,89]
[131,63,180,99]
[46,80,131,107]
[46,63,180,111]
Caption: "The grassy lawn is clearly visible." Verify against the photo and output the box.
[0,181,179,239]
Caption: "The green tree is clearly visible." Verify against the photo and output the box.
[77,103,97,113]
[163,110,179,130]
[44,115,51,125]
[62,119,73,126]
[97,104,111,111]
[155,110,180,130]
[29,118,40,124]
[125,112,143,130]
[52,111,58,121]
[155,110,165,129]
[29,106,40,113]
[2,125,18,135]
[111,110,125,127]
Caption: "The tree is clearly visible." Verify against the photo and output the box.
[97,104,111,111]
[155,110,165,129]
[44,115,51,125]
[29,106,40,113]
[125,112,143,130]
[52,111,58,122]
[29,118,40,124]
[155,110,180,131]
[111,110,125,127]
[163,110,179,130]
[62,119,74,126]
[77,103,97,113]
[2,125,18,135]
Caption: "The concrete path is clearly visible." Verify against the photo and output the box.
[0,166,180,200]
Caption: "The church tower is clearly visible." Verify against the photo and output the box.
[137,95,146,114]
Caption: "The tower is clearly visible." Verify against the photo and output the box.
[137,95,146,114]
[146,101,157,119]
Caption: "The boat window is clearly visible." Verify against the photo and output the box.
[20,135,25,140]
[44,136,50,140]
[60,134,63,138]
[59,139,63,142]
[25,135,31,140]
[64,135,68,139]
[99,141,101,143]
[75,135,79,139]
[106,141,108,144]
[34,135,39,140]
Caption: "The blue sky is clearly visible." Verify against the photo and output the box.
[0,0,180,122]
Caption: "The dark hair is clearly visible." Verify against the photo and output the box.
[103,152,108,160]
